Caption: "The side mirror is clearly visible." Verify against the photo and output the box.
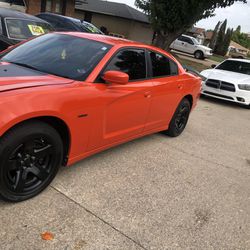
[211,64,217,68]
[102,71,129,85]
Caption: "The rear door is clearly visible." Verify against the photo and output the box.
[144,50,182,131]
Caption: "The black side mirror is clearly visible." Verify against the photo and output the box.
[211,64,217,68]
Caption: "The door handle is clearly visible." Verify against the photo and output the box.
[144,91,152,98]
[178,84,183,90]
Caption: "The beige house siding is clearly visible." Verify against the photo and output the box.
[75,10,153,44]
[129,21,153,44]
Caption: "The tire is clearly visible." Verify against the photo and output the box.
[194,50,204,60]
[0,121,63,202]
[165,98,191,137]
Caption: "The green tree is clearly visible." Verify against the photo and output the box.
[232,27,250,49]
[222,28,233,55]
[135,0,247,50]
[209,21,221,50]
[214,19,227,55]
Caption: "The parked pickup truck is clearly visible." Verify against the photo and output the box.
[170,34,213,60]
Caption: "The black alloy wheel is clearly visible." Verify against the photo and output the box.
[0,121,63,202]
[165,98,191,137]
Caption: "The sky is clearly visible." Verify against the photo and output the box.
[108,0,250,33]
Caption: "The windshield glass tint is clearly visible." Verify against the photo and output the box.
[216,60,250,75]
[6,18,53,40]
[192,38,199,45]
[82,22,102,34]
[2,33,112,80]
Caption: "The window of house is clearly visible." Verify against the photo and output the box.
[45,0,52,12]
[55,0,63,14]
[104,49,146,81]
[149,51,178,77]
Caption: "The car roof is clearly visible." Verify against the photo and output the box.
[59,32,147,46]
[0,8,49,23]
[181,34,195,39]
[226,58,250,63]
[38,12,81,24]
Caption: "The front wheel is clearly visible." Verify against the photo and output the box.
[194,51,204,60]
[164,98,191,137]
[0,121,63,202]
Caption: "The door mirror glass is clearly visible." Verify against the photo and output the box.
[102,71,129,85]
[211,64,217,68]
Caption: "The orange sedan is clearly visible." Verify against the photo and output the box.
[0,33,201,202]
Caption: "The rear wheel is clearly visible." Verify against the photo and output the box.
[0,121,63,202]
[165,98,191,137]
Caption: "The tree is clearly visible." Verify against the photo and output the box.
[214,19,227,55]
[209,21,221,50]
[222,28,233,55]
[232,26,250,49]
[135,0,247,50]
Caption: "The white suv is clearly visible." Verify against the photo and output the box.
[170,35,213,59]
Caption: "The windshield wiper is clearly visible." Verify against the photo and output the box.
[7,61,40,71]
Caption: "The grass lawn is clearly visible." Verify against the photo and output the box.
[177,58,208,72]
[210,54,226,63]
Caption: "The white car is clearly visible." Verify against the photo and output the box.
[170,35,213,59]
[200,59,250,107]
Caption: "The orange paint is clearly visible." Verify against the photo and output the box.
[0,33,201,166]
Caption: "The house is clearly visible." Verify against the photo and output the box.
[0,0,26,12]
[186,27,206,44]
[13,0,153,44]
[74,0,153,44]
[25,0,75,16]
[204,31,214,46]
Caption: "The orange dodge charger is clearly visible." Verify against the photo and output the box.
[0,33,201,202]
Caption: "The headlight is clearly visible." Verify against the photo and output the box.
[238,84,250,91]
[200,75,207,82]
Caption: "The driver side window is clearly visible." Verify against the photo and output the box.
[104,49,147,81]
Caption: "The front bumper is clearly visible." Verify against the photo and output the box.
[204,51,213,58]
[201,81,250,106]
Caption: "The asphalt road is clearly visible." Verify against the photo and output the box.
[1,97,250,250]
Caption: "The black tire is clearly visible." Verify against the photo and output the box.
[194,50,204,60]
[165,98,191,137]
[0,121,63,202]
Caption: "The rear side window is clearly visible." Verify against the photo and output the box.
[149,51,178,77]
[105,49,146,81]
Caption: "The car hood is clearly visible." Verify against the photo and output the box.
[197,45,211,50]
[200,69,250,84]
[0,62,73,92]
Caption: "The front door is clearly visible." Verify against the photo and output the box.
[87,48,153,150]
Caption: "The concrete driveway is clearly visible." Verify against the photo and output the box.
[1,97,250,250]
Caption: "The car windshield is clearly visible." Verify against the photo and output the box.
[1,33,112,80]
[82,21,103,34]
[5,18,53,40]
[216,60,250,75]
[192,38,200,45]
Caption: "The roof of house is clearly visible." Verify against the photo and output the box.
[189,27,205,35]
[75,0,149,24]
[205,31,214,40]
[230,40,249,52]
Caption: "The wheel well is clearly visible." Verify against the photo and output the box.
[194,50,204,56]
[3,116,71,165]
[184,95,193,108]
